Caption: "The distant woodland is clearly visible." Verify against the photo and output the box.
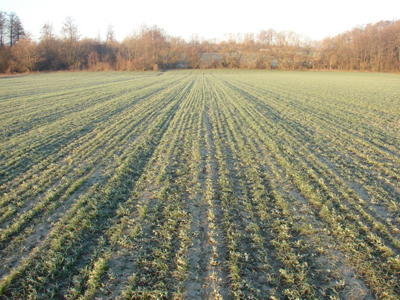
[0,12,399,73]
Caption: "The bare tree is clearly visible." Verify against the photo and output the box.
[185,35,203,69]
[0,12,6,47]
[242,32,255,52]
[10,35,37,72]
[106,24,115,44]
[8,12,25,46]
[41,22,55,41]
[165,37,185,68]
[61,16,79,43]
[37,22,61,70]
[257,29,276,48]
[61,16,80,69]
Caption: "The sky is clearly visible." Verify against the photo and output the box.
[2,0,400,42]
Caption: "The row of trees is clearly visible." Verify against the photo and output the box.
[319,21,400,72]
[1,13,399,73]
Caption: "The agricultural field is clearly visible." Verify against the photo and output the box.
[0,70,399,299]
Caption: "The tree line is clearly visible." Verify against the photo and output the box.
[0,12,399,73]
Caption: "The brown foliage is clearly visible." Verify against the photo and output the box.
[1,17,399,73]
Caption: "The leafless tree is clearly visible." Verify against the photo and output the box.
[61,17,80,69]
[61,16,79,43]
[1,15,400,73]
[41,22,55,41]
[8,12,25,46]
[10,35,37,72]
[0,12,7,47]
[37,22,61,70]
[257,29,276,48]
[106,24,115,44]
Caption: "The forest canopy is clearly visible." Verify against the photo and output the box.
[0,12,399,73]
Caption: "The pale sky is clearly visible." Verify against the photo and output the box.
[2,0,399,42]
